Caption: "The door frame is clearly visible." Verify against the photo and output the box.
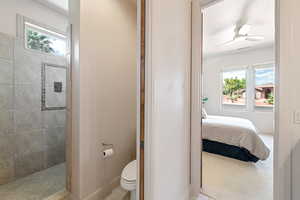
[190,0,203,196]
[190,0,292,200]
[137,0,146,199]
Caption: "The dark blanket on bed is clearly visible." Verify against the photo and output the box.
[203,139,259,162]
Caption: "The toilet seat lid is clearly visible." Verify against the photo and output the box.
[122,160,137,182]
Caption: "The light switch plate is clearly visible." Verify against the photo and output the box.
[294,110,300,124]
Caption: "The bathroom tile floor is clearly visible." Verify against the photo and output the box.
[193,193,215,200]
[104,186,129,200]
[0,163,66,200]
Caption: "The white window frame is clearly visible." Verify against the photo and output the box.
[17,15,67,57]
[219,63,275,112]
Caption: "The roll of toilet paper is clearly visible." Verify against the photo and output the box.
[103,148,114,158]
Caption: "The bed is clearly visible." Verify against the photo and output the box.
[202,115,270,162]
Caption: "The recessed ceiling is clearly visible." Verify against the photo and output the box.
[203,0,275,57]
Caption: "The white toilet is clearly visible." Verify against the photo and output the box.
[120,160,137,200]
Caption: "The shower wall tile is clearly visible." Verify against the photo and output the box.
[43,110,66,128]
[45,146,65,168]
[44,55,67,67]
[0,60,13,85]
[14,41,43,68]
[0,35,15,184]
[0,134,15,183]
[14,41,43,85]
[15,85,41,110]
[0,33,13,61]
[0,111,13,135]
[43,64,67,109]
[0,157,15,185]
[14,63,41,85]
[44,127,65,149]
[0,135,15,158]
[45,66,67,87]
[14,110,42,132]
[13,130,44,156]
[0,86,13,110]
[45,86,66,108]
[15,151,44,178]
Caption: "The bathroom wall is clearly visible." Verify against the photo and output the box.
[0,31,67,185]
[70,0,137,199]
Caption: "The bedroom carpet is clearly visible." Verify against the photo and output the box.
[202,134,273,200]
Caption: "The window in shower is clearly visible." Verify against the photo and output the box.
[25,21,67,56]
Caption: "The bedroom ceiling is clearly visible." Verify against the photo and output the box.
[203,0,275,57]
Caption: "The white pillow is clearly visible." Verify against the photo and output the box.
[202,108,208,119]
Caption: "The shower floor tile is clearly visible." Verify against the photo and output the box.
[0,163,66,200]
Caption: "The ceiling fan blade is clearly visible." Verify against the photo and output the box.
[219,35,248,46]
[219,39,236,46]
[238,24,251,35]
[236,1,255,30]
[245,35,265,41]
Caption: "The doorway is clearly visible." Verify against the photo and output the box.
[191,0,278,199]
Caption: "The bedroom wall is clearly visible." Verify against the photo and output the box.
[203,46,275,134]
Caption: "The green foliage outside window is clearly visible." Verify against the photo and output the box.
[26,30,55,54]
[266,94,274,105]
[223,77,246,102]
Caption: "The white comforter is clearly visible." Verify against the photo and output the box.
[202,115,270,160]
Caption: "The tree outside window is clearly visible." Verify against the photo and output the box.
[222,70,246,105]
[25,22,66,56]
[26,30,55,54]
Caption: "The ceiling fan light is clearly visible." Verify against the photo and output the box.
[239,24,251,35]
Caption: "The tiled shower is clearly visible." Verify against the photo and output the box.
[0,31,67,186]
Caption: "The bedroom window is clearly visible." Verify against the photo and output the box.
[254,64,275,107]
[25,21,67,56]
[222,70,247,106]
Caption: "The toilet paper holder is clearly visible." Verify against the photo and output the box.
[102,143,115,159]
[102,143,114,148]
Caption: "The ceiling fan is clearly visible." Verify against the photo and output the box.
[221,24,265,46]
